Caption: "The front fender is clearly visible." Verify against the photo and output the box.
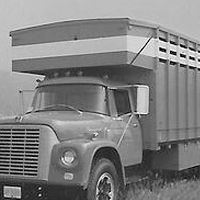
[48,139,122,188]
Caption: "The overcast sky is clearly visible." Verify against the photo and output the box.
[1,0,200,72]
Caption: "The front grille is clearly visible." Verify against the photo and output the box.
[0,128,40,177]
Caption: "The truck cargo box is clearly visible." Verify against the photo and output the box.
[10,18,200,150]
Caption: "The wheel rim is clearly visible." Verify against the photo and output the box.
[95,172,115,200]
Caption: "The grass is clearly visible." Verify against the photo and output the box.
[125,174,200,200]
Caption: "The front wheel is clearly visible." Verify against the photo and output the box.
[87,158,122,200]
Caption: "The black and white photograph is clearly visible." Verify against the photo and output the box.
[0,0,200,199]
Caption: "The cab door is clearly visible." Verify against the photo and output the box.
[109,88,143,166]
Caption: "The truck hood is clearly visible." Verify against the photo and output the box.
[0,112,110,141]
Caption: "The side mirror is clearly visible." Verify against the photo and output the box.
[133,85,149,115]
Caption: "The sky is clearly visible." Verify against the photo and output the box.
[0,0,200,72]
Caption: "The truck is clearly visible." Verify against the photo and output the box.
[1,18,200,200]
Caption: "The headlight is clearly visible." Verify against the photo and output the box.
[61,150,77,167]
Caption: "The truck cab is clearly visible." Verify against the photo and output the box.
[0,72,149,200]
[29,75,146,165]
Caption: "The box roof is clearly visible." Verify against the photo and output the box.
[10,18,157,36]
[11,18,200,75]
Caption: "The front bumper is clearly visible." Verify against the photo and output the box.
[0,178,82,200]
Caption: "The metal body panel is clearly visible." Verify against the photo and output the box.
[48,139,124,188]
[116,114,143,166]
[0,113,127,187]
[12,52,154,75]
[11,18,157,74]
[10,18,157,46]
[152,142,200,170]
[0,125,59,181]
[156,62,200,145]
[11,18,200,75]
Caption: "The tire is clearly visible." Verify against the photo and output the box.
[87,158,122,200]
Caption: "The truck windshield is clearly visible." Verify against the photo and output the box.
[30,84,108,115]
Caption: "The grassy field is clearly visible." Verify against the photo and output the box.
[125,174,200,200]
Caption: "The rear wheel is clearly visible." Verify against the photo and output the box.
[87,158,122,200]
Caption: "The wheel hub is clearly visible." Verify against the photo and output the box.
[96,173,114,200]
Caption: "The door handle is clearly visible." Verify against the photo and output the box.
[113,117,123,121]
[133,123,138,128]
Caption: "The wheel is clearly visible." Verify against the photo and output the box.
[87,158,122,200]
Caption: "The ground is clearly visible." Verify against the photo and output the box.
[126,172,200,200]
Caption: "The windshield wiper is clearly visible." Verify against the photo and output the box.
[32,104,83,114]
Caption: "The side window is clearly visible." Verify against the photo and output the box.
[113,89,131,116]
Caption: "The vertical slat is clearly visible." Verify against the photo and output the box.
[168,64,177,141]
[176,63,180,140]
[188,67,195,138]
[185,65,189,139]
[166,33,170,141]
[194,68,198,138]
[156,62,167,142]
[165,60,170,141]
[176,37,180,140]
[178,65,187,140]
[197,70,200,137]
